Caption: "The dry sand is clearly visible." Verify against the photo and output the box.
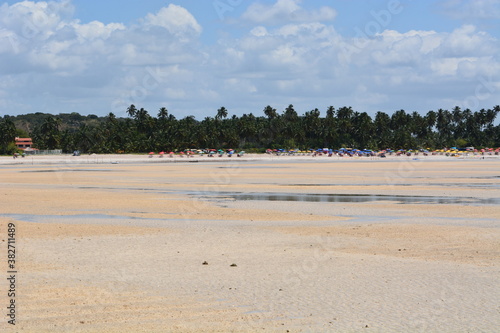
[0,154,499,332]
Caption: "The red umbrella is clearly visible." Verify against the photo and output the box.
[149,152,154,155]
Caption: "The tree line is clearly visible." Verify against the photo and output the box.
[1,104,499,154]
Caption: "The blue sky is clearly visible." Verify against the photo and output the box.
[1,0,499,119]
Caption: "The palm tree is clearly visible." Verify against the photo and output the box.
[40,116,62,149]
[436,109,453,147]
[320,106,337,147]
[336,106,354,147]
[216,106,228,120]
[263,105,277,120]
[303,108,321,147]
[157,107,169,120]
[326,106,335,119]
[0,117,17,154]
[352,112,374,148]
[127,104,137,118]
[374,111,391,149]
[283,104,298,122]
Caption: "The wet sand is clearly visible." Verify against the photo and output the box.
[0,155,499,332]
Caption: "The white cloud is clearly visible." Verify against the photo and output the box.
[250,26,268,37]
[0,1,207,116]
[165,87,186,99]
[145,4,202,41]
[431,57,471,76]
[456,57,500,78]
[0,1,498,119]
[440,24,497,57]
[73,21,125,41]
[224,78,257,94]
[441,0,500,20]
[242,0,336,25]
[0,0,73,42]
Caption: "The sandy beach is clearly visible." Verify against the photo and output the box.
[0,154,499,332]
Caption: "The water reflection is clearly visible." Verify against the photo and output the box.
[196,192,500,205]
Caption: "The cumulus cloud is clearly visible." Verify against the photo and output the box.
[222,19,499,113]
[0,1,207,116]
[242,0,336,25]
[0,0,73,54]
[439,24,497,57]
[73,21,125,41]
[441,0,500,20]
[144,4,202,41]
[0,0,498,119]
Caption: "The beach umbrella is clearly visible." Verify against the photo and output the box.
[149,152,154,155]
[159,151,165,155]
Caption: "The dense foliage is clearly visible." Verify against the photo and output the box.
[1,105,499,154]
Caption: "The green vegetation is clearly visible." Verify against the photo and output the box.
[1,105,499,154]
[0,117,18,155]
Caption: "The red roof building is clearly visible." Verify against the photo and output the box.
[15,137,33,150]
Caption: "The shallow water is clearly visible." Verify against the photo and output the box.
[0,213,195,228]
[280,183,500,189]
[1,213,151,223]
[193,192,500,205]
[20,169,114,173]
